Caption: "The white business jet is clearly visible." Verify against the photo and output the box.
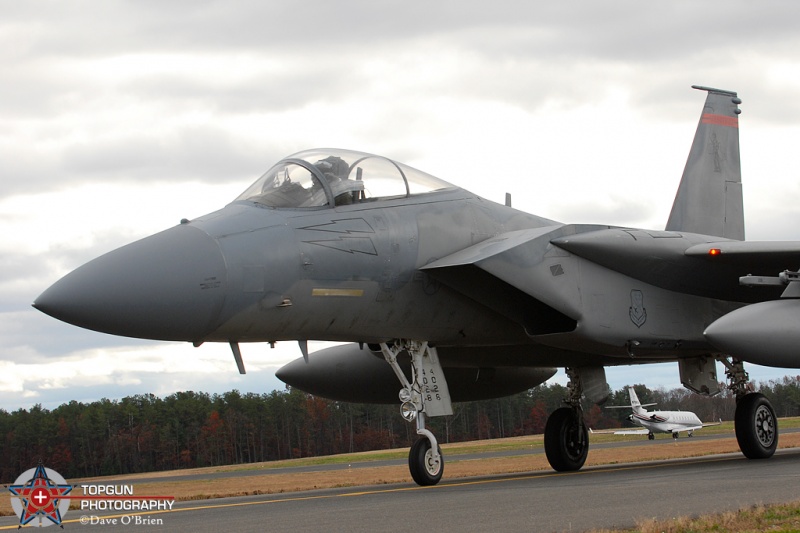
[593,387,721,440]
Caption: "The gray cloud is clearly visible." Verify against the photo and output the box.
[8,3,794,60]
[2,1,800,409]
[61,126,266,182]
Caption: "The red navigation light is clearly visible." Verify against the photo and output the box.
[708,248,722,256]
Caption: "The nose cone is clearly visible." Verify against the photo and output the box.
[34,224,226,342]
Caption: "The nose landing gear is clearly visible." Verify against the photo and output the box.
[380,340,453,486]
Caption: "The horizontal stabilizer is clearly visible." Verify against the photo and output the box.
[604,403,656,409]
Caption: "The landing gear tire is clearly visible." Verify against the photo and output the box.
[648,432,654,441]
[544,407,589,471]
[735,392,778,459]
[409,437,443,486]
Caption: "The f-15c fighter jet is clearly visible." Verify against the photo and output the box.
[35,86,800,486]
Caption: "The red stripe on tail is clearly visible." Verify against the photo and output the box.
[701,113,738,128]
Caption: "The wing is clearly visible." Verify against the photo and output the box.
[590,428,649,435]
[701,420,723,427]
[422,223,800,319]
[420,224,597,334]
[675,426,704,433]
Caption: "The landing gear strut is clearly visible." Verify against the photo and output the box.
[720,356,778,459]
[544,367,589,471]
[380,340,452,486]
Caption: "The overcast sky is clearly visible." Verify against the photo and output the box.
[3,1,800,411]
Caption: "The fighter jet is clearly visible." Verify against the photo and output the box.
[592,387,721,440]
[34,86,800,486]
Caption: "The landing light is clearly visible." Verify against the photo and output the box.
[400,401,417,422]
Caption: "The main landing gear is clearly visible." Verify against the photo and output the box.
[380,340,453,486]
[544,367,589,471]
[721,357,778,459]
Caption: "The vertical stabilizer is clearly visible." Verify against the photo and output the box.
[666,86,744,240]
[628,386,644,415]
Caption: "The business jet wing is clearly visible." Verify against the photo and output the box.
[589,428,649,435]
[702,419,723,427]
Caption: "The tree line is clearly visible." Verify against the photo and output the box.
[2,376,799,483]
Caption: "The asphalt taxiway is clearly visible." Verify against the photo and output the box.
[3,435,799,532]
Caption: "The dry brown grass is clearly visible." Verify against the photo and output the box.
[590,500,800,532]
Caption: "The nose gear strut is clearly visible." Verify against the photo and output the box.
[380,340,453,485]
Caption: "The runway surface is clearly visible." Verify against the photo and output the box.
[3,437,800,532]
[44,428,799,485]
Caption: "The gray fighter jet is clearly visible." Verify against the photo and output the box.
[35,86,800,486]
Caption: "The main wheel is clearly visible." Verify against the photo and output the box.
[408,437,443,486]
[544,407,589,471]
[735,392,778,459]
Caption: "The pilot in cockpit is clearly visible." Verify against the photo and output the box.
[314,156,364,205]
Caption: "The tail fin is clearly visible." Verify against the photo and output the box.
[665,85,744,240]
[628,386,643,414]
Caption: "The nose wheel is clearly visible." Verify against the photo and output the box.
[409,437,443,486]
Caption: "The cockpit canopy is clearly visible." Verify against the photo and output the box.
[235,149,456,208]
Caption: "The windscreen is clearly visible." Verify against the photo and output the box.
[235,149,456,208]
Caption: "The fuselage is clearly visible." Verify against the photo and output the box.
[34,149,742,369]
[630,410,704,434]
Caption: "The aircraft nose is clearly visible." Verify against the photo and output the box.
[34,224,226,342]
